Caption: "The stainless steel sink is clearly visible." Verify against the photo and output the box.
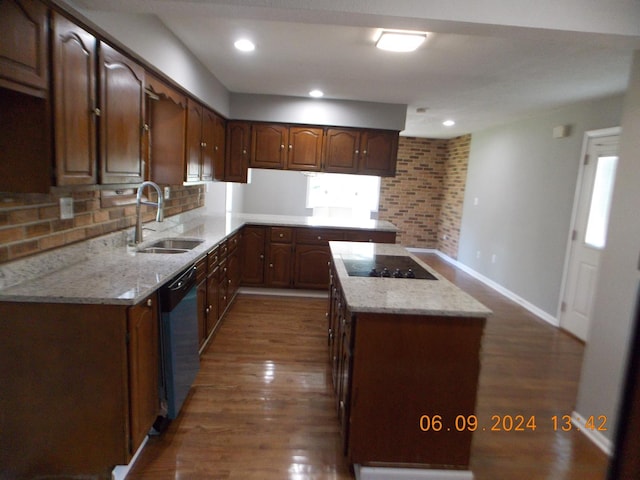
[137,238,204,254]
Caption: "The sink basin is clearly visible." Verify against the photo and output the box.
[137,247,192,254]
[136,238,204,254]
[147,238,204,250]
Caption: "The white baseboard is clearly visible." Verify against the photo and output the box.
[112,436,148,480]
[238,287,328,298]
[355,465,473,480]
[408,248,559,327]
[572,411,613,455]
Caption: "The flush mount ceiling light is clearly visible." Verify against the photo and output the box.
[442,119,456,127]
[375,29,427,52]
[234,38,255,52]
[309,89,324,98]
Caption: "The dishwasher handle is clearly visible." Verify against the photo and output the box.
[161,265,197,312]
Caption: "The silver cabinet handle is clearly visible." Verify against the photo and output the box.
[146,298,152,307]
[92,107,101,116]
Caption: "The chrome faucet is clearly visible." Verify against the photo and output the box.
[135,181,164,243]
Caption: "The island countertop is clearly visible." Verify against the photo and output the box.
[330,241,492,317]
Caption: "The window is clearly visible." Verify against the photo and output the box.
[585,155,618,249]
[306,172,380,220]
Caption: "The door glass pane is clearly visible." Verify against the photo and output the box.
[585,155,618,249]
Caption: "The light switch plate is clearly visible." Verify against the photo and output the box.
[164,186,170,200]
[59,197,74,220]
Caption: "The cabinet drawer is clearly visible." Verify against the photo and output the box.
[207,246,219,271]
[217,257,228,280]
[227,231,241,252]
[270,227,293,243]
[218,240,229,259]
[296,228,345,245]
[195,257,207,283]
[344,230,396,243]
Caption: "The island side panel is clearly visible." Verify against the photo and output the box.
[347,312,486,468]
[0,302,130,479]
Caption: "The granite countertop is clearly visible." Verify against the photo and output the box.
[330,241,492,317]
[0,210,397,306]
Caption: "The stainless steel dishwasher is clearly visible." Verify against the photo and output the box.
[159,264,200,419]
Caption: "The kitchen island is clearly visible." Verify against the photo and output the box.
[328,241,491,480]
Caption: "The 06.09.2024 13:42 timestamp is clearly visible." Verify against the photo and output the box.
[418,414,608,432]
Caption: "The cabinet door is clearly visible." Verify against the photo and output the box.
[324,128,360,174]
[52,13,97,186]
[250,124,288,169]
[127,294,159,454]
[242,226,266,286]
[359,130,398,176]
[287,126,323,171]
[99,43,145,184]
[200,108,216,181]
[227,249,241,299]
[294,244,331,289]
[185,99,203,182]
[197,279,207,348]
[266,243,293,288]
[0,0,48,96]
[147,74,187,185]
[225,121,249,183]
[213,114,226,181]
[206,270,219,339]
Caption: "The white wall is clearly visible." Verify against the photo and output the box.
[232,169,312,216]
[231,93,406,131]
[576,50,640,442]
[457,95,624,316]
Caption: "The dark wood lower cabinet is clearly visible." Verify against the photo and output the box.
[266,242,293,287]
[328,262,486,470]
[0,295,159,478]
[293,244,331,289]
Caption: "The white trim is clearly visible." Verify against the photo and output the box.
[355,465,473,480]
[408,248,558,327]
[112,436,148,480]
[571,411,613,456]
[238,287,328,298]
[557,127,621,329]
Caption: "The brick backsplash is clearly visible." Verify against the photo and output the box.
[379,135,470,258]
[0,184,204,263]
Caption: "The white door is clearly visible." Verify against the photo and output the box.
[561,133,619,341]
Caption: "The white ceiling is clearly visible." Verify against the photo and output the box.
[73,0,640,138]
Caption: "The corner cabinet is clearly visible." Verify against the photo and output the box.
[0,0,48,97]
[52,12,98,186]
[324,128,397,177]
[0,294,160,478]
[99,42,146,185]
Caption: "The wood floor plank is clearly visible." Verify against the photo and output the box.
[127,254,609,480]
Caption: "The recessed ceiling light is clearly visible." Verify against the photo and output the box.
[309,89,324,98]
[234,39,255,52]
[375,29,427,52]
[443,120,456,127]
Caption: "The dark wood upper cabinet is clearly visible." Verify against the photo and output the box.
[212,113,226,181]
[323,128,360,174]
[250,124,288,169]
[146,74,187,185]
[359,130,398,176]
[225,121,250,183]
[287,126,323,171]
[324,127,397,177]
[52,13,97,186]
[185,99,204,182]
[186,99,223,182]
[99,42,146,185]
[0,0,48,97]
[201,108,216,181]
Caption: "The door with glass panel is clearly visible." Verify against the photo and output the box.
[561,133,619,341]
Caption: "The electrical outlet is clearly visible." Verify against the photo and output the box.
[164,186,170,200]
[59,197,74,219]
[491,254,497,264]
[476,250,481,259]
[473,197,479,206]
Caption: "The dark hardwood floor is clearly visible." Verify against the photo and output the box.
[127,253,609,480]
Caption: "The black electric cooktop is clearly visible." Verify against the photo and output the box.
[342,255,438,280]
